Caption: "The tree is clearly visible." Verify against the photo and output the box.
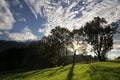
[66,29,87,67]
[43,26,70,65]
[83,17,118,61]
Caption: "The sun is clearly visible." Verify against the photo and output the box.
[66,40,87,55]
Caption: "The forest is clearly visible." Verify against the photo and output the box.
[0,17,119,72]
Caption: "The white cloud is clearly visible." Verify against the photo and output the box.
[25,0,120,59]
[113,40,120,43]
[113,34,120,52]
[18,17,26,22]
[7,27,37,41]
[25,0,120,36]
[111,49,120,52]
[87,50,120,59]
[14,13,26,22]
[113,43,120,49]
[82,0,120,24]
[107,52,120,59]
[38,28,45,33]
[0,0,15,30]
[0,32,3,35]
[12,0,23,9]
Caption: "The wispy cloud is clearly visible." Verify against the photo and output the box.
[24,0,120,59]
[107,52,120,59]
[0,32,3,35]
[17,17,26,22]
[7,27,37,41]
[25,0,120,36]
[111,43,120,52]
[0,0,15,30]
[14,12,26,22]
[12,0,23,9]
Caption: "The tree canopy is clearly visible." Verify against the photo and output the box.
[83,17,118,61]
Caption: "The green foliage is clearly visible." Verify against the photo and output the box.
[42,26,70,65]
[83,17,118,61]
[0,62,119,80]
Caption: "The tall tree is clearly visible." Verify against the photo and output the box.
[67,29,87,67]
[83,17,118,61]
[43,26,70,65]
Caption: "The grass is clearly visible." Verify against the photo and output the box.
[0,61,120,80]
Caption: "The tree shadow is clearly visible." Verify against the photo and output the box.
[35,66,69,79]
[67,65,74,80]
[47,66,64,77]
[11,69,50,79]
[0,68,51,80]
[87,64,120,80]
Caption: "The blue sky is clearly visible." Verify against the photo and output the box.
[0,0,120,59]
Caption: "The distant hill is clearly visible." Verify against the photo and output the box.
[0,40,28,53]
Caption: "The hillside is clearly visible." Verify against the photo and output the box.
[0,40,28,53]
[0,62,120,80]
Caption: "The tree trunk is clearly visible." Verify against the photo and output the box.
[97,52,107,61]
[65,47,68,66]
[101,53,106,61]
[98,52,102,61]
[72,50,76,67]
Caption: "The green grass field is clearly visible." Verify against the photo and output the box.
[0,62,120,80]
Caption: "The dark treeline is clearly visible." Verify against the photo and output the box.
[0,41,98,71]
[0,17,118,71]
[0,41,58,71]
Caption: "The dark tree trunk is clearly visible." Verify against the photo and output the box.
[72,50,76,67]
[97,52,107,61]
[98,52,102,61]
[63,47,67,66]
[101,53,107,61]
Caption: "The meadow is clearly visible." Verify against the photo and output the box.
[0,61,120,80]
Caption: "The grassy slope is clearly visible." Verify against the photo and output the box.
[0,62,120,80]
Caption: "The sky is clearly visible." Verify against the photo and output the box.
[0,0,120,59]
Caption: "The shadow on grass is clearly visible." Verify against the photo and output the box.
[67,65,74,80]
[47,66,64,77]
[87,64,120,80]
[35,66,70,79]
[0,69,51,80]
[12,69,51,79]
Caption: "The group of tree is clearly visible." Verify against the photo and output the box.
[0,17,118,71]
[44,17,118,66]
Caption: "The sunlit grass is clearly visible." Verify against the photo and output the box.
[0,61,120,80]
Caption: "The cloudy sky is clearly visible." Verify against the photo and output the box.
[0,0,120,59]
